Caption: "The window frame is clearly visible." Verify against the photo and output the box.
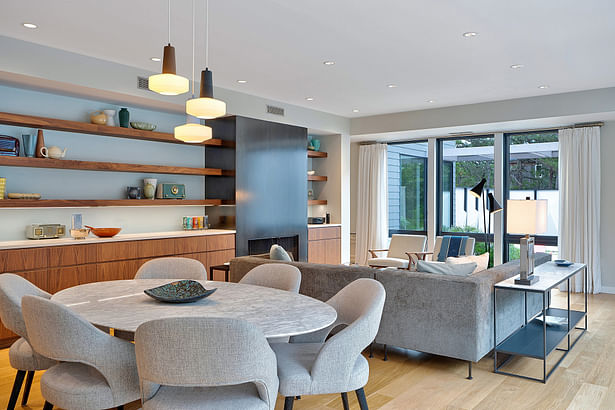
[387,140,429,237]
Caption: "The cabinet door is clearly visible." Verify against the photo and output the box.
[206,234,235,251]
[97,241,139,262]
[0,248,48,273]
[175,237,208,254]
[97,259,142,282]
[308,240,326,264]
[324,238,341,265]
[48,264,97,294]
[137,239,176,259]
[49,244,96,267]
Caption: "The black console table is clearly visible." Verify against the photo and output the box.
[493,261,587,383]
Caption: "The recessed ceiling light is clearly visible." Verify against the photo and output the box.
[352,109,360,113]
[236,80,247,84]
[510,64,524,69]
[323,61,335,66]
[427,99,435,103]
[538,85,549,89]
[22,23,38,29]
[305,97,314,101]
[387,84,398,88]
[150,57,161,62]
[462,32,478,38]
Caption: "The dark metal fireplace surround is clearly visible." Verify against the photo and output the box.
[248,236,299,260]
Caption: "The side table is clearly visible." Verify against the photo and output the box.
[493,261,587,383]
[209,262,230,282]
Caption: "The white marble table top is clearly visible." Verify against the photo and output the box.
[52,280,337,339]
[494,262,586,292]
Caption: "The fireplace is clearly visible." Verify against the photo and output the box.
[248,235,299,260]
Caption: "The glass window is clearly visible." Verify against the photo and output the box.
[387,141,428,235]
[505,131,559,261]
[438,136,495,247]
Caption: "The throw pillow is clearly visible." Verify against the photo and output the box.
[446,253,489,274]
[270,244,292,262]
[416,260,477,276]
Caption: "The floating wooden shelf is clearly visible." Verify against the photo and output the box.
[0,156,235,177]
[308,199,327,205]
[0,112,235,148]
[308,175,328,181]
[0,199,233,208]
[307,150,327,158]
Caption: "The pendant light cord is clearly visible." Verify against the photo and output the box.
[205,0,209,68]
[191,0,195,96]
[167,0,171,44]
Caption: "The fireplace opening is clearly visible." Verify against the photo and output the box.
[248,235,299,260]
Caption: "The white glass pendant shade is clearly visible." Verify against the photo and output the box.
[149,44,189,95]
[174,122,212,143]
[185,68,226,119]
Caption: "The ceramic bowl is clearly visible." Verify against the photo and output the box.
[85,226,121,238]
[144,280,217,303]
[130,122,157,131]
[7,193,41,200]
[307,170,316,176]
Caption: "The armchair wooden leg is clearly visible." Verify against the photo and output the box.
[383,344,388,361]
[284,396,295,410]
[43,401,53,410]
[355,387,369,410]
[8,370,26,410]
[341,392,350,410]
[21,370,35,406]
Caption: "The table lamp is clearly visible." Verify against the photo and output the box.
[507,198,547,285]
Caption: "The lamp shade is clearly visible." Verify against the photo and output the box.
[149,44,189,95]
[470,178,486,198]
[487,193,502,214]
[174,123,212,143]
[506,199,547,234]
[185,68,226,119]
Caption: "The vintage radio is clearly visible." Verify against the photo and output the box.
[26,224,66,239]
[156,183,186,199]
[0,136,19,156]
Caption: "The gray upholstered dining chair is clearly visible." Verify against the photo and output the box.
[272,278,386,410]
[134,257,207,280]
[21,295,140,410]
[135,317,279,410]
[239,263,302,293]
[0,274,56,410]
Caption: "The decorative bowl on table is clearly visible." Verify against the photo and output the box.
[7,193,41,200]
[554,259,573,267]
[130,122,157,131]
[85,226,121,238]
[144,280,217,303]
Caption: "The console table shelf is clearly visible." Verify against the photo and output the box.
[0,111,235,148]
[0,199,234,208]
[0,156,234,177]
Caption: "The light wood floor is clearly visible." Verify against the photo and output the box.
[2,291,613,409]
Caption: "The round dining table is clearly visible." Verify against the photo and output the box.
[51,279,337,339]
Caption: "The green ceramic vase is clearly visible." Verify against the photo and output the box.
[119,108,130,128]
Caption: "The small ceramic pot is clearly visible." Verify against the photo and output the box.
[127,186,142,199]
[103,110,116,126]
[119,108,130,128]
[143,178,157,199]
[90,111,107,125]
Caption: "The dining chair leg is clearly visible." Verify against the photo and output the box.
[43,401,53,410]
[368,342,374,358]
[355,387,369,410]
[117,406,124,410]
[341,392,350,410]
[383,344,388,361]
[21,370,35,406]
[284,396,295,410]
[7,369,26,410]
[295,396,301,399]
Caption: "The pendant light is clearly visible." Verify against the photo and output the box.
[175,0,212,143]
[149,0,189,95]
[185,0,227,119]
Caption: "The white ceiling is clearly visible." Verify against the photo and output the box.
[1,0,615,118]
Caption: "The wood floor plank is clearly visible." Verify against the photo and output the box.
[566,383,608,410]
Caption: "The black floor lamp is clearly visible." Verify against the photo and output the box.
[469,179,502,264]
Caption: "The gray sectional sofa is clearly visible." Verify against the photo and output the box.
[229,253,551,370]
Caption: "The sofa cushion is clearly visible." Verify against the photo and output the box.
[417,260,476,276]
[447,253,489,274]
[367,257,408,268]
[270,245,292,262]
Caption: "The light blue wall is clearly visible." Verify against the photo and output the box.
[0,85,209,241]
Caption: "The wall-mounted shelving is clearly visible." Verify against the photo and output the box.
[307,150,327,158]
[308,199,327,206]
[308,175,327,181]
[0,111,235,148]
[308,150,328,205]
[0,199,236,208]
[0,156,234,177]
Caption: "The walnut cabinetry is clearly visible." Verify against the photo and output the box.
[307,226,341,264]
[0,233,235,347]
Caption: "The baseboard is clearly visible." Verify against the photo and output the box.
[600,286,615,294]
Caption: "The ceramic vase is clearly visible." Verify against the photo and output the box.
[103,109,116,127]
[143,178,157,199]
[35,129,45,158]
[119,108,130,128]
[22,134,36,157]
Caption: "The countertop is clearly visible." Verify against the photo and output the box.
[0,229,236,250]
[308,223,341,228]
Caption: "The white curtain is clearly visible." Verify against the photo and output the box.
[355,143,388,265]
[558,126,601,293]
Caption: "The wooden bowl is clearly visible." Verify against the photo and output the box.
[85,226,121,238]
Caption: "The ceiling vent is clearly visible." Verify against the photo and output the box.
[267,105,285,116]
[137,76,150,90]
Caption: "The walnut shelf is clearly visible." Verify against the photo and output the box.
[308,175,327,181]
[308,200,327,205]
[307,150,327,158]
[0,156,234,177]
[0,199,234,208]
[0,111,235,148]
